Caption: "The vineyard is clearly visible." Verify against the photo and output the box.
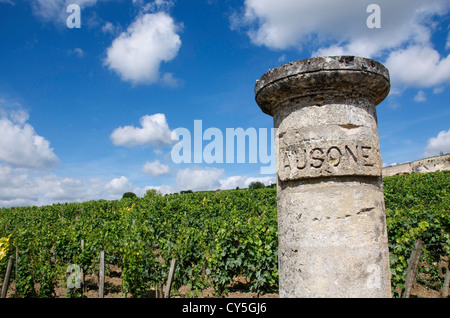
[0,171,449,298]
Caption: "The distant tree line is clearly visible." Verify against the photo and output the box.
[121,182,276,199]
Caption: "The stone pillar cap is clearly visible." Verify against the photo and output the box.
[255,56,390,116]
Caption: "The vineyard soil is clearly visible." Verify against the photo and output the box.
[3,265,278,298]
[3,264,444,298]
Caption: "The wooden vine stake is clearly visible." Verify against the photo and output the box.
[15,247,18,298]
[442,266,450,298]
[164,258,178,299]
[99,250,105,298]
[80,239,85,292]
[156,283,163,298]
[1,256,15,298]
[402,240,424,298]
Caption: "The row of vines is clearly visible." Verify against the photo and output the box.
[0,187,278,297]
[384,170,449,296]
[0,171,449,298]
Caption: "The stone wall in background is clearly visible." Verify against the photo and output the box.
[382,154,450,177]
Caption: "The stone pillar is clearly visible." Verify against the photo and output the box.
[255,56,391,298]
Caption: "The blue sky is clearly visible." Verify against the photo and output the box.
[0,0,449,207]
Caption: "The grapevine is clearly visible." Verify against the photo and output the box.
[0,171,448,297]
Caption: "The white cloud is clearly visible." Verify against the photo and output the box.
[0,166,28,193]
[142,0,175,13]
[0,164,275,207]
[142,160,170,177]
[104,11,181,85]
[219,175,275,190]
[236,0,449,56]
[385,45,450,88]
[0,168,150,207]
[105,176,135,196]
[110,113,173,148]
[234,0,450,92]
[160,72,183,88]
[173,167,275,192]
[0,110,59,169]
[0,166,106,207]
[433,87,444,94]
[69,48,84,57]
[413,90,427,102]
[141,184,173,196]
[74,48,84,57]
[8,109,29,125]
[175,167,224,191]
[136,166,276,195]
[34,175,87,201]
[423,129,450,157]
[277,54,286,63]
[101,21,121,35]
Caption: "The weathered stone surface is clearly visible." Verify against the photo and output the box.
[255,56,392,298]
[277,178,390,297]
[255,55,390,116]
[278,135,381,181]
